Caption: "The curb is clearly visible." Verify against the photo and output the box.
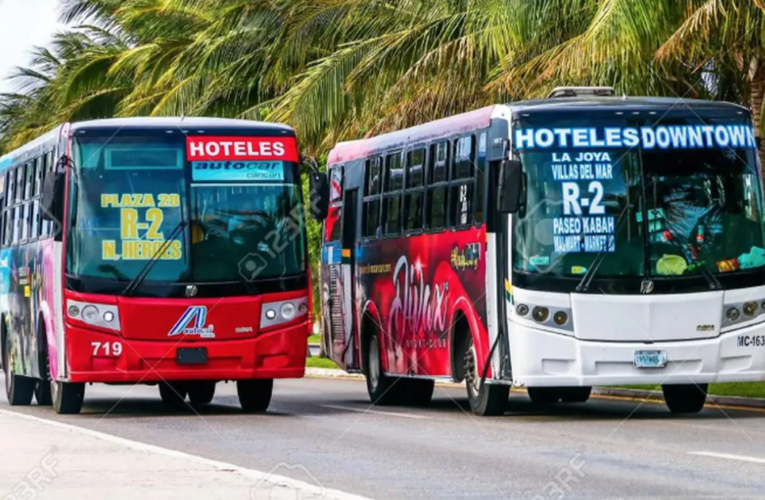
[593,387,765,409]
[303,370,765,409]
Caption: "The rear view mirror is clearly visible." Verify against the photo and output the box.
[308,171,329,220]
[498,159,523,214]
[41,170,65,223]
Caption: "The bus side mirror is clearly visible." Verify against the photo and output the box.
[41,170,65,223]
[309,171,329,220]
[498,159,523,214]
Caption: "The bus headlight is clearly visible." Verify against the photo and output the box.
[281,302,296,320]
[510,300,573,334]
[261,297,309,328]
[81,305,100,323]
[553,311,569,326]
[744,302,758,317]
[67,300,120,331]
[532,307,549,323]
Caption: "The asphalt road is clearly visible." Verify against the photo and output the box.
[4,374,765,499]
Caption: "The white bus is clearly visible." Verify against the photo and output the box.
[317,87,765,416]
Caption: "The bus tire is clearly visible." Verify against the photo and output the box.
[237,379,272,413]
[35,322,52,406]
[3,327,34,406]
[52,380,85,415]
[159,381,189,410]
[560,387,592,404]
[401,379,434,407]
[188,381,216,406]
[527,387,561,405]
[365,332,404,406]
[464,339,508,416]
[662,383,707,414]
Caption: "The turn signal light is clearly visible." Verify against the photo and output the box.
[727,307,741,321]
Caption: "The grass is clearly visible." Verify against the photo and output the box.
[616,382,765,399]
[308,334,321,344]
[306,357,341,369]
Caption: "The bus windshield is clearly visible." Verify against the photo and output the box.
[512,110,765,281]
[66,130,306,289]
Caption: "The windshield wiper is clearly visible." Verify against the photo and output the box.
[659,221,721,291]
[575,203,632,293]
[122,220,188,296]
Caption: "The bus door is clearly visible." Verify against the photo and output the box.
[322,167,359,369]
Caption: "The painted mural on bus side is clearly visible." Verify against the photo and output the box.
[356,226,488,377]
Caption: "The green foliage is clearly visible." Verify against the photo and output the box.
[3,0,765,322]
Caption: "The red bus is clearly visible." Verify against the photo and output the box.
[1,117,313,414]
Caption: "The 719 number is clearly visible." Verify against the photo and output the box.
[91,341,123,357]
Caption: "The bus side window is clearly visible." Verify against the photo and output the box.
[382,152,403,236]
[362,157,382,238]
[427,142,449,230]
[475,133,487,225]
[404,148,425,232]
[449,136,475,227]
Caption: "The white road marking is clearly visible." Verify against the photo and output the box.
[688,451,765,465]
[321,404,431,420]
[0,408,373,500]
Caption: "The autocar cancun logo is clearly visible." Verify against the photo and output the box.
[168,306,215,338]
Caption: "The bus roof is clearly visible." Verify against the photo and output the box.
[327,105,498,164]
[327,96,749,164]
[0,116,295,170]
[70,116,294,133]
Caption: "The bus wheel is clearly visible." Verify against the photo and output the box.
[35,325,53,406]
[365,332,403,406]
[401,379,434,407]
[159,381,189,410]
[560,387,592,404]
[188,381,216,406]
[463,339,508,416]
[527,387,561,405]
[662,383,707,414]
[52,380,85,415]
[3,334,34,406]
[237,379,273,413]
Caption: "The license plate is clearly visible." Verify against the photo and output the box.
[176,347,208,365]
[634,350,667,368]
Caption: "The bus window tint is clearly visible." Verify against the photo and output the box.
[427,142,449,230]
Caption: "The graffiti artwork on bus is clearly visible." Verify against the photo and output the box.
[357,225,488,376]
[0,239,58,380]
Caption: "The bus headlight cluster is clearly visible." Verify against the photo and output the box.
[261,297,309,328]
[722,298,765,329]
[67,299,120,331]
[514,303,573,332]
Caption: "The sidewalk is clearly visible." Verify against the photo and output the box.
[0,410,368,500]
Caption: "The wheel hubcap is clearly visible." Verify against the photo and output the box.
[369,339,380,390]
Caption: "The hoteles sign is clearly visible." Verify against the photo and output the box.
[186,136,299,162]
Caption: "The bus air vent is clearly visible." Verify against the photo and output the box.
[547,86,615,99]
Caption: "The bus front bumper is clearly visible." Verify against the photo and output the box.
[509,321,765,387]
[63,321,310,383]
